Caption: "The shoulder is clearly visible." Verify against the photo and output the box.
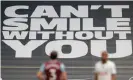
[44,61,49,65]
[96,61,101,65]
[95,61,101,66]
[60,63,65,66]
[108,60,116,66]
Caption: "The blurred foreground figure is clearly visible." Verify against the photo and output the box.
[37,51,67,80]
[94,51,117,80]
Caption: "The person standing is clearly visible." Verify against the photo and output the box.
[94,51,117,80]
[37,51,67,80]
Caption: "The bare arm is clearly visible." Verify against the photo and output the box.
[94,63,98,80]
[37,71,45,80]
[112,74,116,80]
[60,63,67,80]
[61,72,67,80]
[94,73,98,80]
[37,64,45,80]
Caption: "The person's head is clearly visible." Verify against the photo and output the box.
[101,51,108,63]
[50,51,58,60]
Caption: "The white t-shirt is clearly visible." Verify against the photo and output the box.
[94,60,117,80]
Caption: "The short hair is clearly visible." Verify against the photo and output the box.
[50,51,58,60]
[101,51,108,57]
[101,51,108,55]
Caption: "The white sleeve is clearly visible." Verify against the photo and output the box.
[94,63,98,73]
[111,62,117,74]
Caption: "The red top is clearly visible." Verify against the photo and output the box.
[44,60,62,80]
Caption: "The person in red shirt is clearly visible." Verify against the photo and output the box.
[37,51,67,80]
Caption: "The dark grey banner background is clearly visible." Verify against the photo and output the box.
[1,1,133,80]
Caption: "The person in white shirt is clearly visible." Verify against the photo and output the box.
[94,51,117,80]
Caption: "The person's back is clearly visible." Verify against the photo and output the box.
[37,51,67,80]
[44,60,62,80]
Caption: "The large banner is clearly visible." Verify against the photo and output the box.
[1,1,133,80]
